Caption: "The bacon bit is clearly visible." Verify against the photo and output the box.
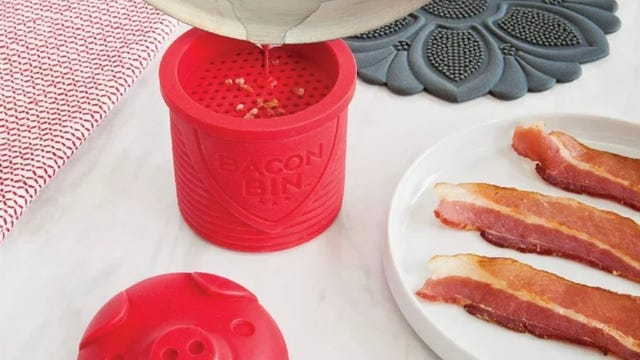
[262,98,279,109]
[227,77,254,93]
[291,87,305,97]
[243,108,258,119]
[256,98,264,107]
[235,103,245,112]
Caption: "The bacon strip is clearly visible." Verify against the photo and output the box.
[433,183,640,282]
[417,254,640,360]
[512,122,640,211]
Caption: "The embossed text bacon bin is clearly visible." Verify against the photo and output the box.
[159,29,356,252]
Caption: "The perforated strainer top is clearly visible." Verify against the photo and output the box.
[184,45,334,119]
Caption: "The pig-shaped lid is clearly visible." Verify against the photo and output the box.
[78,273,288,359]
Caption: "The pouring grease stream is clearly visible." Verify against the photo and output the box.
[260,44,277,89]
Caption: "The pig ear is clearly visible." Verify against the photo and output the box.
[79,291,130,349]
[191,272,257,300]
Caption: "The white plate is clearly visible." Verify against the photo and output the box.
[385,114,640,360]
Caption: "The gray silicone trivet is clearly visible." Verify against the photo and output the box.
[345,0,621,102]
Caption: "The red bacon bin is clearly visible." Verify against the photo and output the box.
[159,29,357,252]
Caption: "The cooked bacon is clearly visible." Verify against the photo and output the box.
[417,254,640,360]
[433,183,640,282]
[512,122,640,211]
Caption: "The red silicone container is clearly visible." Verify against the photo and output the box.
[159,29,356,252]
[77,273,288,359]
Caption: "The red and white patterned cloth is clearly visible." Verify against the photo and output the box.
[0,0,178,241]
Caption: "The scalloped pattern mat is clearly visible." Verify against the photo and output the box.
[346,0,621,102]
[0,0,178,241]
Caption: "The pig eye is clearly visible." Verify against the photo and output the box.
[231,319,255,336]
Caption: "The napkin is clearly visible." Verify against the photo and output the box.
[0,0,178,241]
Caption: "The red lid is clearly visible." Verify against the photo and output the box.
[78,273,288,360]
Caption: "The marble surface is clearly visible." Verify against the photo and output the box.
[1,2,639,358]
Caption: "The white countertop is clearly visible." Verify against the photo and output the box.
[1,2,639,359]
